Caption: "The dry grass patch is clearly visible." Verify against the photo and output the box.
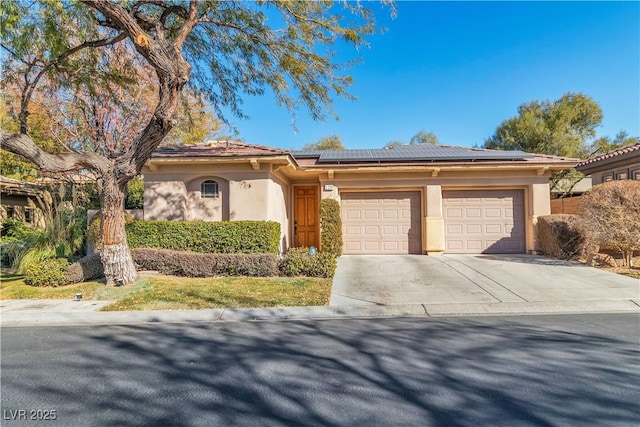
[101,275,332,311]
[1,271,332,311]
[0,272,135,300]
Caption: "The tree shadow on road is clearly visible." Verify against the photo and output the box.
[2,317,639,426]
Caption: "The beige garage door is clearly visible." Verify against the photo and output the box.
[342,192,422,254]
[443,190,525,254]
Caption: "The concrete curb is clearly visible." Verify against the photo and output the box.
[1,299,639,327]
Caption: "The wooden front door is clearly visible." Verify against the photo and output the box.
[294,186,319,248]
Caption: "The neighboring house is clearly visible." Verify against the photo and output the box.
[0,176,46,228]
[576,143,640,186]
[143,140,577,255]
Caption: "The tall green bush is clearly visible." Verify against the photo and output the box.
[320,199,342,257]
[126,220,280,254]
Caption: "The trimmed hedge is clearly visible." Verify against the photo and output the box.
[24,258,70,287]
[131,248,280,277]
[320,199,343,257]
[537,215,586,260]
[279,247,337,278]
[126,220,280,254]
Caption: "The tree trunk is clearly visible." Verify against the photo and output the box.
[100,173,137,285]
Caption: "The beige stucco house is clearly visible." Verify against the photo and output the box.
[143,141,577,255]
[576,143,640,185]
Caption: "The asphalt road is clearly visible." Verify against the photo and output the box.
[1,314,639,427]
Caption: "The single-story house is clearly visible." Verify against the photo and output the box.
[0,176,46,229]
[142,141,577,255]
[576,143,640,185]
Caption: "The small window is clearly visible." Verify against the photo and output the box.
[602,174,613,183]
[5,206,15,219]
[201,180,219,198]
[24,207,33,224]
[632,169,640,181]
[615,170,629,180]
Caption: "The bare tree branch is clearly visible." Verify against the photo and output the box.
[0,129,110,173]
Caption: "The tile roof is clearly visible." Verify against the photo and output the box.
[152,140,289,158]
[576,143,640,169]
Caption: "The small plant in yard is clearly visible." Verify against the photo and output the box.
[23,257,70,287]
[579,181,640,267]
[279,247,337,278]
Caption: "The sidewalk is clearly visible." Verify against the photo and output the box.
[2,297,639,327]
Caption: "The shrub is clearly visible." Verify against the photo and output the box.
[131,248,279,277]
[0,219,39,268]
[537,215,586,260]
[0,218,35,242]
[126,220,280,254]
[24,257,70,287]
[579,181,640,267]
[279,247,337,278]
[66,254,104,283]
[88,211,135,253]
[320,199,342,257]
[4,202,88,273]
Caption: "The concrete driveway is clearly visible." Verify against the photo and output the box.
[330,255,640,315]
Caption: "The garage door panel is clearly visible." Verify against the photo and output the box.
[466,224,482,234]
[342,192,421,254]
[485,224,502,234]
[364,225,380,235]
[443,190,525,254]
[364,209,380,219]
[383,209,399,219]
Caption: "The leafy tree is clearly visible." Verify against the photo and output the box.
[591,130,639,155]
[579,181,640,267]
[484,93,603,158]
[385,130,439,148]
[0,0,384,285]
[302,135,345,150]
[1,56,220,180]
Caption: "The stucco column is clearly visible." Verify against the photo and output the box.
[318,181,339,201]
[528,182,551,254]
[425,184,445,255]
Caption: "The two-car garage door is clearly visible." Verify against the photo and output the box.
[341,189,525,255]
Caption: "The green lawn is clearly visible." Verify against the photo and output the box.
[0,272,333,311]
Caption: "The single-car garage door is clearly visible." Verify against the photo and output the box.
[443,190,525,254]
[342,192,422,254]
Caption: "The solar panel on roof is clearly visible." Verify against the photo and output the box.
[294,145,532,163]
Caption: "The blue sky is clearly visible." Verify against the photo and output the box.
[225,1,639,150]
